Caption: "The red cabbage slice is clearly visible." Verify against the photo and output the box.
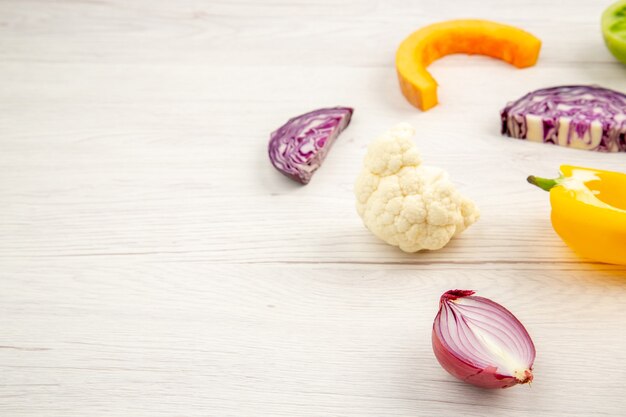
[501,85,626,152]
[268,107,353,184]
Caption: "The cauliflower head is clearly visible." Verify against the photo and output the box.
[354,123,479,252]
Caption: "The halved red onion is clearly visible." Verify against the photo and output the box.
[432,290,536,389]
[268,107,353,184]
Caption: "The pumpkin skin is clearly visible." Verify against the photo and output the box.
[396,20,542,111]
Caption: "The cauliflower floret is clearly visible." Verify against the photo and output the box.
[355,123,479,252]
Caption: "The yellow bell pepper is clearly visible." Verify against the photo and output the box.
[528,165,626,265]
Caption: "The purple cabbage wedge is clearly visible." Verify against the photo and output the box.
[501,85,626,152]
[268,107,353,184]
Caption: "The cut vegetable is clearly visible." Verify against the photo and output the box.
[528,165,626,265]
[354,123,479,252]
[602,0,626,65]
[268,107,353,184]
[396,20,541,111]
[433,290,536,389]
[501,85,626,152]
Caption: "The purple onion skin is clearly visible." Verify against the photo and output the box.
[501,85,626,152]
[432,290,535,389]
[268,107,353,184]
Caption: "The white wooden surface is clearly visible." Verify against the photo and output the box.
[1,1,626,416]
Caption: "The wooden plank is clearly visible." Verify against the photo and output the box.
[1,263,625,416]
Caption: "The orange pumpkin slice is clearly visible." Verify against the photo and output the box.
[396,20,542,111]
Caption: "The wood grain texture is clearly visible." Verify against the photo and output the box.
[1,0,625,416]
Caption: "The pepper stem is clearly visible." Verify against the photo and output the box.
[527,175,561,192]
